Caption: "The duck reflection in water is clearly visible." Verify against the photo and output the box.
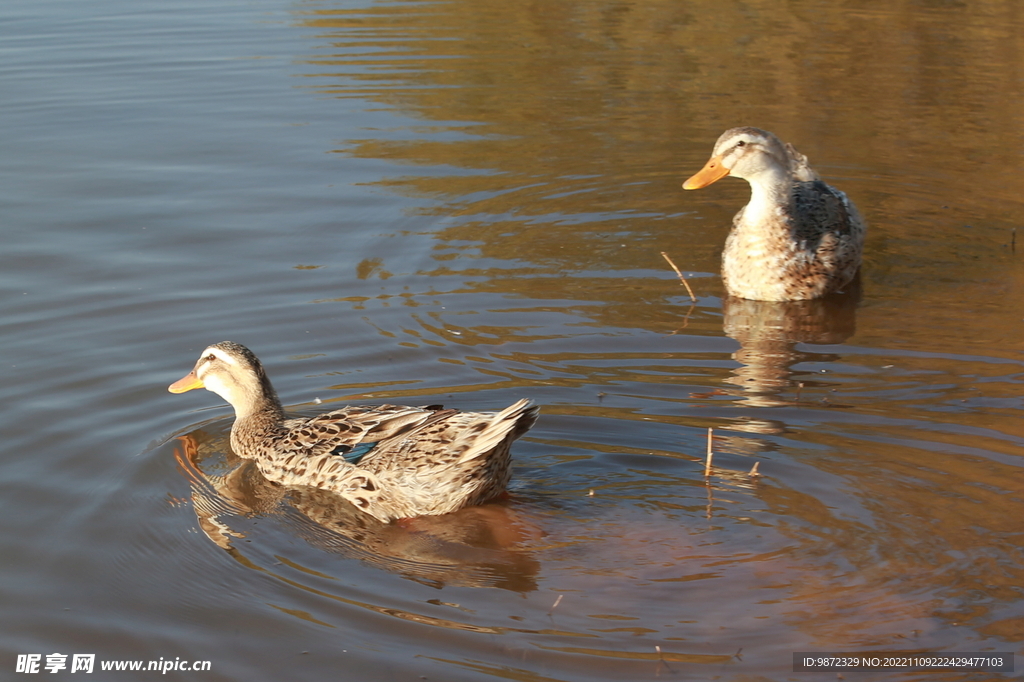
[722,285,860,412]
[172,432,541,592]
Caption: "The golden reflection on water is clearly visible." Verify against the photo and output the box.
[295,0,1024,354]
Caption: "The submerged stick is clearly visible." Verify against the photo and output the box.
[705,479,714,519]
[654,645,676,675]
[547,594,563,616]
[749,461,760,478]
[660,251,697,302]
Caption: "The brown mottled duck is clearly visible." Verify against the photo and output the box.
[169,341,539,522]
[684,127,865,301]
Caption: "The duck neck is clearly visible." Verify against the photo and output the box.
[739,165,792,231]
[228,378,288,452]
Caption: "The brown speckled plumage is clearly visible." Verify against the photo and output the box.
[684,127,866,301]
[169,341,539,522]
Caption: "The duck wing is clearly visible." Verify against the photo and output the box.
[280,404,456,461]
[357,398,538,474]
[790,180,856,246]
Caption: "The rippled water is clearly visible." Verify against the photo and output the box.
[4,0,1024,680]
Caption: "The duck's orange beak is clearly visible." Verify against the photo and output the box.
[683,154,730,190]
[169,369,204,393]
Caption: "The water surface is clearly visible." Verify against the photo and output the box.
[3,0,1024,680]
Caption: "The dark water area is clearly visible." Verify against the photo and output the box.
[3,0,1024,680]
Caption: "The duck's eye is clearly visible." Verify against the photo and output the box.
[205,354,216,362]
[736,140,746,148]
